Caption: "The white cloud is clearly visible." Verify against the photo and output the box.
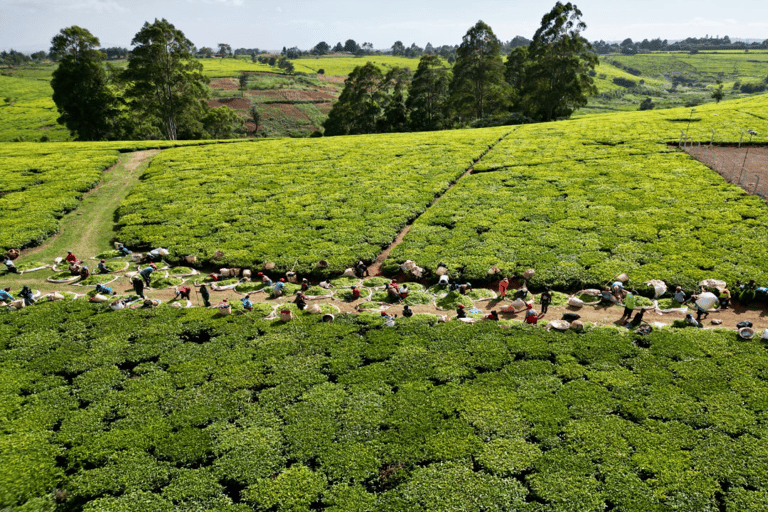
[184,0,245,5]
[58,0,129,13]
[285,19,326,29]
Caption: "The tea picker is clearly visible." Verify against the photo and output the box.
[19,285,35,306]
[3,258,18,274]
[0,287,14,302]
[95,283,116,296]
[139,263,157,287]
[174,286,191,300]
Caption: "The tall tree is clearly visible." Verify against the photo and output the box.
[323,62,385,136]
[122,19,210,140]
[407,55,450,131]
[378,67,411,132]
[449,21,510,122]
[511,2,597,122]
[391,41,406,55]
[312,41,330,55]
[344,39,360,54]
[50,26,120,140]
[217,43,232,57]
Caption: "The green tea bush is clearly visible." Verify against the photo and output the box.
[2,302,768,509]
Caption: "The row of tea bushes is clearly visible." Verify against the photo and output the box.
[2,301,768,510]
[393,149,768,288]
[114,129,508,274]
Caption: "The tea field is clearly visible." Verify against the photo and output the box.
[104,94,768,288]
[391,96,768,288]
[2,301,768,511]
[113,129,506,274]
[583,51,768,114]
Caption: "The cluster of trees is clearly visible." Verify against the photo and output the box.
[49,21,244,141]
[594,35,768,55]
[0,49,47,65]
[325,2,596,135]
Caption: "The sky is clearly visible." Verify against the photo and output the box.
[2,0,768,53]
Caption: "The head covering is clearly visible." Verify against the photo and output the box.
[258,272,263,276]
[149,263,157,269]
[526,303,533,310]
[457,304,464,309]
[279,278,285,282]
[381,311,387,316]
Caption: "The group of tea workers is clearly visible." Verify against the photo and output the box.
[0,248,739,330]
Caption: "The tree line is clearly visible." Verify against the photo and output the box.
[324,2,596,135]
[49,21,243,141]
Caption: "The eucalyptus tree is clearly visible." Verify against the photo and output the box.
[122,19,210,140]
[449,21,511,122]
[510,2,597,122]
[50,26,121,140]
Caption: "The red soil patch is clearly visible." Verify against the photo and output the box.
[210,97,252,110]
[318,75,346,85]
[685,145,768,198]
[246,89,336,102]
[210,78,239,90]
[272,103,311,122]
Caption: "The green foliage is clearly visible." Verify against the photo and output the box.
[511,2,598,121]
[0,143,119,251]
[449,21,510,121]
[50,26,121,141]
[323,63,410,135]
[407,55,451,131]
[244,465,326,510]
[122,19,212,141]
[1,302,768,509]
[391,98,768,287]
[114,129,500,273]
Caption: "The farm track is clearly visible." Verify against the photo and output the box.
[367,136,506,276]
[21,149,160,263]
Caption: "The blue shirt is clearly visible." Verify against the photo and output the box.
[0,290,14,301]
[273,282,285,292]
[140,267,155,278]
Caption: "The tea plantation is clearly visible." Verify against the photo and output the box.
[105,94,768,287]
[2,301,768,510]
[3,76,768,510]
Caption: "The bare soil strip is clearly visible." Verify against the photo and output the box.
[685,145,768,198]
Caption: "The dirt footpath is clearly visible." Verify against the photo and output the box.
[145,283,768,332]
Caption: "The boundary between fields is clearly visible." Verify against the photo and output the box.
[367,133,510,276]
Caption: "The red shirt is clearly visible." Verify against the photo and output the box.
[65,253,77,263]
[352,288,360,299]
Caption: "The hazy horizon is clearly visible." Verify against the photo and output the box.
[2,0,767,54]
